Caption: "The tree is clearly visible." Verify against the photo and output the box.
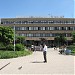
[54,36,60,47]
[39,38,47,45]
[16,36,25,45]
[54,34,67,46]
[0,26,14,45]
[59,34,67,45]
[72,32,75,43]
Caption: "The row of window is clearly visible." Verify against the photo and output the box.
[18,33,71,37]
[15,26,75,31]
[1,20,75,24]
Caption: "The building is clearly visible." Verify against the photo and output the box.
[0,17,75,46]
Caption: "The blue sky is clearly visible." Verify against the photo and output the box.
[0,0,74,18]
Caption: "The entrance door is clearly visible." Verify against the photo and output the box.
[34,41,40,46]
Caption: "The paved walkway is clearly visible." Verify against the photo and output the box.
[0,48,75,75]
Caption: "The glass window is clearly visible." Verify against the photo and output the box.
[22,34,25,36]
[21,27,25,30]
[26,27,29,30]
[38,27,41,30]
[28,34,32,37]
[15,27,18,30]
[29,27,32,30]
[34,27,38,30]
[37,34,40,37]
[55,27,59,30]
[40,27,45,30]
[67,27,73,30]
[74,27,75,30]
[66,33,71,37]
[50,27,54,30]
[43,27,45,30]
[42,33,45,37]
[45,27,49,30]
[70,27,73,30]
[65,27,68,30]
[50,33,52,36]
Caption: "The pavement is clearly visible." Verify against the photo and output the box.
[0,48,75,75]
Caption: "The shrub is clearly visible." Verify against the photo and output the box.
[0,51,17,59]
[6,44,14,51]
[0,42,5,47]
[0,42,6,50]
[15,44,25,51]
[67,45,75,54]
[0,50,32,59]
[67,45,75,51]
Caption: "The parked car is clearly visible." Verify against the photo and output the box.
[59,46,71,55]
[34,46,43,51]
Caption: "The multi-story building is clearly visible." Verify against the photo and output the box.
[0,17,75,46]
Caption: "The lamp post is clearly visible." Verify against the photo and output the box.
[14,24,15,51]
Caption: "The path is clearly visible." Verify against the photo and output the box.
[0,48,75,74]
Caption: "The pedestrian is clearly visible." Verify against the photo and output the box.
[34,46,36,52]
[31,44,34,51]
[43,43,47,63]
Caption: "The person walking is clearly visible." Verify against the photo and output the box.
[43,43,47,63]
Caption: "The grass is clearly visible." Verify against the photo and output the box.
[0,50,32,59]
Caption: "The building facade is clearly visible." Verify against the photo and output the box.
[0,17,75,46]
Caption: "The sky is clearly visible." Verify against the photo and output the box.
[0,0,74,18]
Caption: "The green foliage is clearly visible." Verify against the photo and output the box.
[72,32,75,43]
[54,34,67,46]
[16,36,25,44]
[67,44,75,54]
[40,38,47,45]
[71,51,75,54]
[15,44,25,51]
[0,50,32,59]
[0,26,14,45]
[6,44,25,51]
[0,42,5,47]
[6,44,14,51]
[67,45,75,51]
[0,42,6,50]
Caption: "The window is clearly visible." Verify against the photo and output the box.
[67,27,73,30]
[50,27,54,30]
[40,27,45,30]
[55,27,59,30]
[28,34,32,37]
[26,27,29,30]
[45,27,48,30]
[66,33,71,37]
[21,34,24,36]
[29,27,32,30]
[50,33,52,37]
[70,27,73,30]
[15,27,20,30]
[38,27,41,30]
[21,27,25,30]
[34,27,38,30]
[74,27,75,30]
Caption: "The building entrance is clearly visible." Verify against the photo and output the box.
[34,41,41,46]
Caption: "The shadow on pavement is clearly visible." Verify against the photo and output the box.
[31,61,44,63]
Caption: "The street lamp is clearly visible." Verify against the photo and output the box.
[14,23,15,51]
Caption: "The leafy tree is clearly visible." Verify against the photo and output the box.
[54,34,67,46]
[59,34,67,45]
[54,36,60,47]
[0,26,14,45]
[39,38,47,45]
[16,36,25,45]
[72,32,75,43]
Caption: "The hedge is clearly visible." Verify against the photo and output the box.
[0,50,32,59]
